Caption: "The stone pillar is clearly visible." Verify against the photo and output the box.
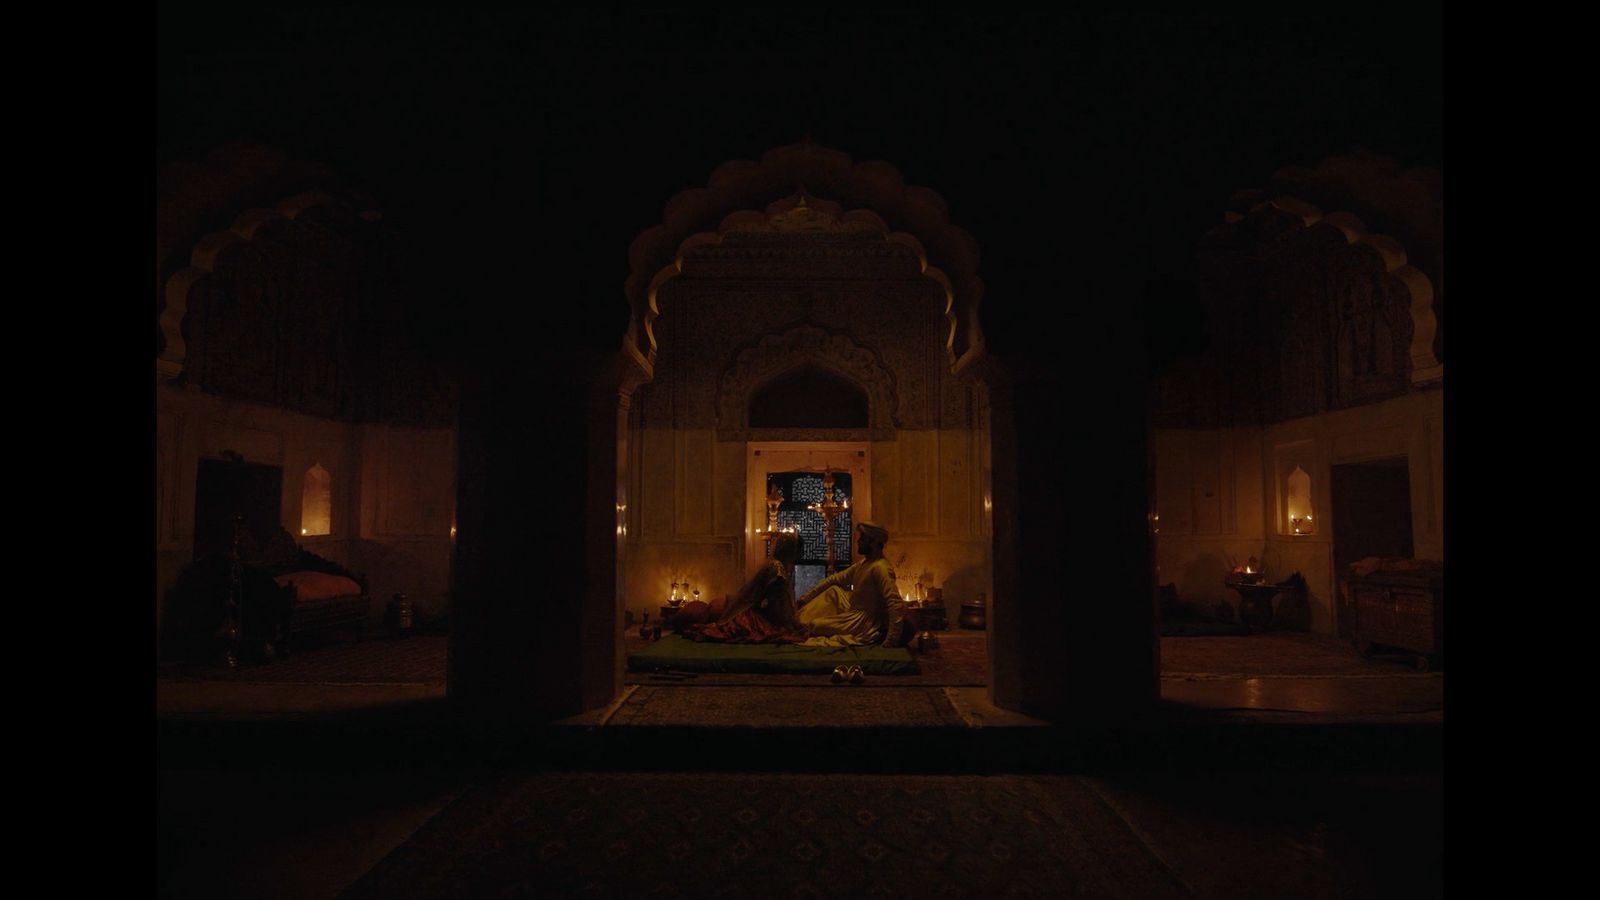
[984,351,1158,723]
[579,358,643,712]
[448,347,640,724]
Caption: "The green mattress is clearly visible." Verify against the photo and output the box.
[628,634,920,675]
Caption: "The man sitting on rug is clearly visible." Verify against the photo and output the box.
[796,520,908,648]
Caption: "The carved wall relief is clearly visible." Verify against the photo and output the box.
[622,143,987,374]
[1166,198,1433,428]
[642,246,946,437]
[161,187,452,428]
[716,324,900,441]
[1330,245,1411,409]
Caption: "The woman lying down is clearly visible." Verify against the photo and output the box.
[677,524,908,648]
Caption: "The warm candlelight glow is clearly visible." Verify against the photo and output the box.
[1286,466,1315,534]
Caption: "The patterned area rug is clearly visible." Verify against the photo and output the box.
[158,636,447,684]
[608,686,968,728]
[626,632,987,687]
[1160,634,1423,678]
[345,772,1186,899]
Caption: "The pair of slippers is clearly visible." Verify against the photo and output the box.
[830,664,866,685]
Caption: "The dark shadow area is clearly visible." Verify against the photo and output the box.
[750,365,869,429]
[157,698,1441,777]
[1333,457,1416,568]
[1087,770,1442,899]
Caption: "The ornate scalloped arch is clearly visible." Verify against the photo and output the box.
[622,140,985,383]
[1224,196,1441,386]
[715,324,899,442]
[156,190,376,377]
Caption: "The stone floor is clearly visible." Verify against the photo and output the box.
[157,632,1443,898]
[158,752,1440,899]
[157,630,1442,724]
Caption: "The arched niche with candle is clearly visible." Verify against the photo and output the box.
[301,463,332,537]
[1286,465,1315,535]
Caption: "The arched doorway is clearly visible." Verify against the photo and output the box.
[610,144,997,703]
[449,140,1157,724]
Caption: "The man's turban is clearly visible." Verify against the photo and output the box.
[856,521,889,544]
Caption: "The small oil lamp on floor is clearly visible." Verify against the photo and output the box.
[386,592,413,638]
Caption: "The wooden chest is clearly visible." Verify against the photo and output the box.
[1343,569,1443,665]
[907,604,948,631]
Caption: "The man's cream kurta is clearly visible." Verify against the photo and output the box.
[796,557,903,647]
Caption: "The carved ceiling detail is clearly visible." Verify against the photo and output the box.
[624,141,984,385]
[158,190,373,379]
[1246,197,1441,387]
[155,180,453,427]
[1161,189,1441,429]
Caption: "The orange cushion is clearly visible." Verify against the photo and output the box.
[275,571,362,602]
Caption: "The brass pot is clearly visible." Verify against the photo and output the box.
[958,593,987,629]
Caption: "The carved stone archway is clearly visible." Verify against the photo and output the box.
[619,140,987,385]
[157,189,375,379]
[715,324,900,442]
[1231,196,1441,386]
[578,141,1145,725]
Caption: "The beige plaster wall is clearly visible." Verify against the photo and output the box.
[355,423,458,621]
[1153,389,1442,635]
[622,426,991,625]
[156,384,456,647]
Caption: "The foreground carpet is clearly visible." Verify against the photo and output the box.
[626,633,986,687]
[345,773,1186,899]
[607,686,968,728]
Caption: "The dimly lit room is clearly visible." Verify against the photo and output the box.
[157,7,1443,897]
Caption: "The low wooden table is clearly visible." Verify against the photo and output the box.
[1229,582,1277,629]
[906,604,948,631]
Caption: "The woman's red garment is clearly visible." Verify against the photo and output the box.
[680,559,805,644]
